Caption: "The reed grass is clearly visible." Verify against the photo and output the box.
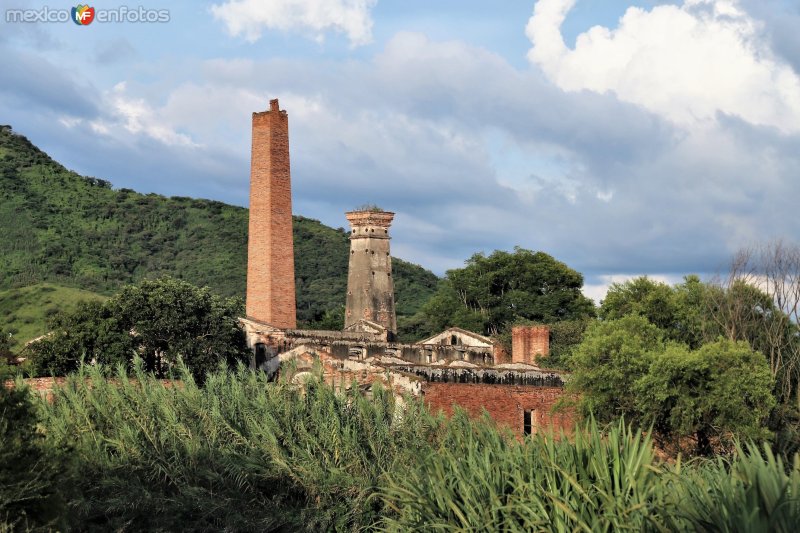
[379,418,800,532]
[378,417,671,532]
[19,362,800,532]
[38,361,441,531]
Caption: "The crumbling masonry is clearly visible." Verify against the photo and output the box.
[241,99,571,437]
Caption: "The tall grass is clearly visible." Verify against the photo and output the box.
[20,363,800,531]
[379,418,800,532]
[38,361,442,531]
[664,444,800,532]
[379,417,670,532]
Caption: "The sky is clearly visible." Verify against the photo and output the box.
[1,0,799,303]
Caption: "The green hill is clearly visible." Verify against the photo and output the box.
[0,283,106,349]
[0,125,439,343]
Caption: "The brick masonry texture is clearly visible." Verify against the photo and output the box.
[423,383,573,437]
[246,99,297,329]
[512,325,550,364]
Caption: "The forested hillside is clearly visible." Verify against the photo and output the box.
[0,126,438,344]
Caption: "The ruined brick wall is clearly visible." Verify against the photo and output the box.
[246,99,297,329]
[422,383,572,437]
[511,325,550,364]
[280,348,424,397]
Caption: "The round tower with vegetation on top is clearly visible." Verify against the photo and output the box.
[344,207,397,339]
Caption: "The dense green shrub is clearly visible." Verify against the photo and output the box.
[637,339,775,454]
[567,315,665,424]
[27,277,250,382]
[567,316,776,455]
[600,275,708,348]
[414,249,594,335]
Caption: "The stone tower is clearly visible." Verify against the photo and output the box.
[246,99,297,329]
[344,210,397,338]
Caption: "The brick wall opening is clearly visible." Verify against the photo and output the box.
[423,383,573,437]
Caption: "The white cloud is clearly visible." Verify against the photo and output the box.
[58,116,82,129]
[46,87,201,151]
[210,0,376,46]
[94,82,199,148]
[526,0,800,132]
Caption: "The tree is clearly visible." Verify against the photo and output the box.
[636,339,775,455]
[109,278,249,381]
[600,275,708,349]
[568,317,777,455]
[600,277,678,328]
[415,281,484,336]
[416,248,594,339]
[670,275,710,349]
[307,305,345,331]
[28,277,250,382]
[566,315,665,424]
[708,242,800,403]
[29,300,133,376]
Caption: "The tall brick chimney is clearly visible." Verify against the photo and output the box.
[344,210,397,338]
[246,99,296,329]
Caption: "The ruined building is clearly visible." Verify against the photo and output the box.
[241,99,571,437]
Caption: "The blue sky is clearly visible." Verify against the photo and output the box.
[1,0,799,302]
